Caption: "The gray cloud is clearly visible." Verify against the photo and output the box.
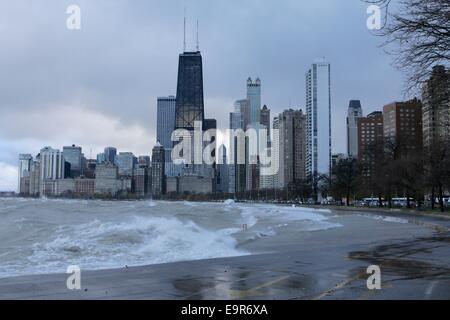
[0,0,406,190]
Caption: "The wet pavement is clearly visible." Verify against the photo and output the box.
[0,208,449,300]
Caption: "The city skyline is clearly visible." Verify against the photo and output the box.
[1,0,449,303]
[0,1,407,191]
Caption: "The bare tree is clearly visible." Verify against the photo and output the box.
[330,158,360,206]
[359,135,388,206]
[290,175,314,203]
[394,153,425,209]
[425,138,450,212]
[365,0,450,92]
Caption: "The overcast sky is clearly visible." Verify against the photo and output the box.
[0,0,409,191]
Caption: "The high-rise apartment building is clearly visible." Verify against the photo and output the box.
[347,100,363,158]
[259,105,273,190]
[357,111,384,179]
[40,147,65,180]
[278,109,307,188]
[39,147,65,196]
[422,65,450,149]
[305,59,332,186]
[18,154,32,194]
[271,117,280,189]
[29,159,41,196]
[383,98,423,155]
[151,142,165,197]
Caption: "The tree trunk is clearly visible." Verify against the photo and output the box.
[439,183,445,213]
[378,193,383,208]
[406,191,411,209]
[416,192,422,210]
[346,189,350,207]
[388,191,392,209]
[431,186,435,210]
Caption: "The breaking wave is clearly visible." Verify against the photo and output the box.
[22,216,248,277]
[0,200,344,279]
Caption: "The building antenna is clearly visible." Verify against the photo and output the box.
[196,19,199,51]
[183,8,187,52]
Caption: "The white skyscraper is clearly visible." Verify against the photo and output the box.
[305,59,332,186]
[39,147,65,196]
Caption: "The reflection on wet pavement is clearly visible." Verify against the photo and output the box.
[349,235,450,280]
[171,264,317,300]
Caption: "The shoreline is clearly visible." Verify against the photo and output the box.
[0,206,449,299]
[4,196,450,220]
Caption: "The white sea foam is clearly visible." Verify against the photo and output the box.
[354,213,409,224]
[24,216,248,276]
[233,204,342,240]
[0,200,345,279]
[365,215,409,224]
[239,207,259,228]
[239,204,334,224]
[182,201,200,208]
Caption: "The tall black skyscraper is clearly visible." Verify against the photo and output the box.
[175,51,205,130]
